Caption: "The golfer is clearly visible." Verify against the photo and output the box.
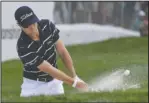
[15,6,88,97]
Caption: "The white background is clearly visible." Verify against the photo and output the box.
[2,2,54,29]
[2,24,140,62]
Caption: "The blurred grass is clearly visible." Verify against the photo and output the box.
[2,37,148,102]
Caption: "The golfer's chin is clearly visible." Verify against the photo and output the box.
[30,31,38,36]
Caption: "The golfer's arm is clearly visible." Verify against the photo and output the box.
[56,40,76,78]
[38,60,74,85]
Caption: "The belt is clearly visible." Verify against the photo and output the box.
[29,76,53,82]
[23,71,53,82]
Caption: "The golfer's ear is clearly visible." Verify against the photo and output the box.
[17,23,24,29]
[17,22,21,27]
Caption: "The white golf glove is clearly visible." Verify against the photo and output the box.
[72,75,85,87]
[74,75,84,83]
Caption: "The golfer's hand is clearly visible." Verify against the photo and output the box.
[75,81,89,92]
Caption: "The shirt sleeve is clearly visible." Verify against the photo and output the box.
[17,46,44,70]
[49,21,60,43]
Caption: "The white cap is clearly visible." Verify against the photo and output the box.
[138,10,146,17]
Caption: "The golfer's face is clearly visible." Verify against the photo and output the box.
[22,23,38,35]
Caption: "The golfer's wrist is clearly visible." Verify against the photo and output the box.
[72,78,78,87]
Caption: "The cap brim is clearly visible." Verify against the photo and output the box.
[21,16,39,28]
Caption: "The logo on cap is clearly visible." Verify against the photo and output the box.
[20,12,33,22]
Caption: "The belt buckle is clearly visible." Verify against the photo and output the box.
[37,78,39,81]
[43,78,47,82]
[37,77,47,82]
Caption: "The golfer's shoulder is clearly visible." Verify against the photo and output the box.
[38,19,48,26]
[39,19,56,29]
[17,41,28,52]
[17,34,30,52]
